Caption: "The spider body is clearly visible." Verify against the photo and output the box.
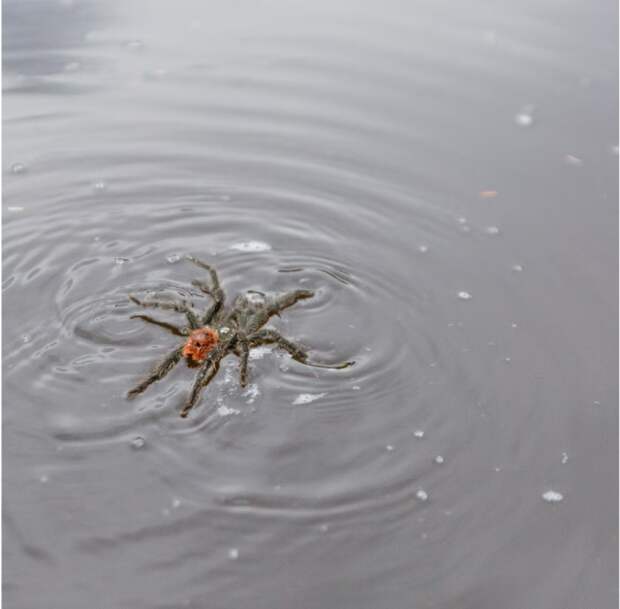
[127,257,353,417]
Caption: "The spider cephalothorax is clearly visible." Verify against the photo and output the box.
[127,256,354,417]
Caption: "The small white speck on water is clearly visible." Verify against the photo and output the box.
[10,162,27,174]
[434,455,444,464]
[217,405,240,416]
[243,384,260,405]
[514,108,534,127]
[511,323,518,328]
[125,39,144,51]
[511,264,524,273]
[611,144,619,155]
[494,466,502,472]
[457,291,472,300]
[564,154,583,166]
[319,523,329,533]
[172,498,182,509]
[460,225,471,233]
[542,490,563,503]
[593,400,601,406]
[348,324,355,329]
[414,429,425,438]
[351,385,361,391]
[457,216,467,224]
[39,474,49,484]
[131,436,145,449]
[484,225,500,235]
[22,335,31,343]
[365,347,372,352]
[64,61,81,72]
[504,357,512,363]
[230,241,271,252]
[93,180,107,192]
[7,206,25,212]
[416,489,429,502]
[228,548,239,560]
[113,257,130,265]
[385,444,395,452]
[249,346,271,360]
[166,254,181,264]
[561,452,568,464]
[293,393,326,405]
[418,244,429,254]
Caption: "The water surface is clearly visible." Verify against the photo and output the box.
[3,1,618,608]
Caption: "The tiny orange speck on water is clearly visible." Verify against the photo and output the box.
[479,190,498,199]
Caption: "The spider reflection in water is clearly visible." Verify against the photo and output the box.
[127,257,354,417]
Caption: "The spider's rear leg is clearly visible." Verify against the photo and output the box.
[180,351,223,417]
[248,329,354,369]
[127,345,184,398]
[130,314,188,337]
[129,294,200,329]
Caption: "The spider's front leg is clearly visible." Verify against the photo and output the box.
[267,290,314,318]
[248,329,354,369]
[127,345,184,398]
[186,257,225,324]
[129,294,200,329]
[130,314,189,337]
[180,350,223,417]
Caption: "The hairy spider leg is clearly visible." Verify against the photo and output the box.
[237,337,250,387]
[127,345,184,398]
[129,295,200,329]
[248,329,354,369]
[130,314,188,337]
[268,290,314,316]
[180,349,224,417]
[186,256,225,324]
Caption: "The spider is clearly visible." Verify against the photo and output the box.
[127,256,354,417]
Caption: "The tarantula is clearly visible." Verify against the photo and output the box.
[127,256,354,417]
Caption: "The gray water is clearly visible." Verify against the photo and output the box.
[3,1,618,608]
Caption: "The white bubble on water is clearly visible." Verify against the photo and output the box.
[561,452,568,464]
[514,107,534,127]
[125,39,144,51]
[7,206,25,212]
[457,291,472,300]
[564,154,583,166]
[418,244,429,254]
[611,144,619,156]
[385,444,394,452]
[113,257,130,265]
[457,216,467,224]
[293,392,326,405]
[484,226,500,235]
[504,356,512,363]
[166,254,181,264]
[511,264,524,273]
[351,385,361,391]
[172,498,182,509]
[131,436,145,449]
[542,490,563,503]
[249,346,272,360]
[10,162,27,174]
[416,489,429,502]
[217,405,240,416]
[39,474,49,484]
[93,180,107,192]
[64,61,81,72]
[318,523,329,533]
[228,548,239,560]
[413,429,425,438]
[434,455,444,464]
[242,384,260,405]
[230,241,271,253]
